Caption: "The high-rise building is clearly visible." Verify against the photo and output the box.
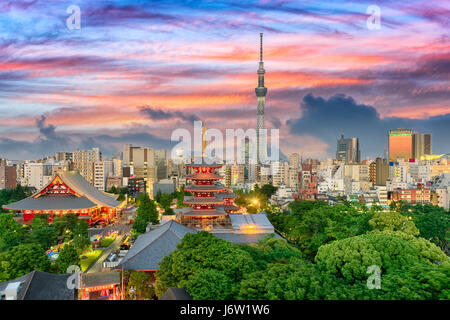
[375,157,389,186]
[255,33,268,164]
[0,163,17,189]
[122,144,167,194]
[73,148,102,184]
[336,134,360,163]
[289,153,300,170]
[412,133,432,159]
[388,129,413,162]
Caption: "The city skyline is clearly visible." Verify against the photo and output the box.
[0,0,449,160]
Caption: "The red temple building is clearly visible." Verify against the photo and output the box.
[2,171,123,226]
[178,163,238,230]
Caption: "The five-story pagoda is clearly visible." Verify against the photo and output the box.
[176,122,238,230]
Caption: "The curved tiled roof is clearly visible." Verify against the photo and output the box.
[183,196,225,205]
[180,207,227,216]
[184,185,226,192]
[56,171,121,207]
[118,220,196,270]
[3,194,97,210]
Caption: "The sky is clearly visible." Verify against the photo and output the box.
[0,0,449,160]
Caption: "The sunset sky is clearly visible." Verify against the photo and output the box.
[0,0,449,160]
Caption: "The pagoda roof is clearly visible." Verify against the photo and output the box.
[184,185,226,192]
[186,172,223,180]
[216,192,238,199]
[3,171,121,211]
[217,204,240,211]
[179,207,227,216]
[2,194,97,211]
[183,196,225,205]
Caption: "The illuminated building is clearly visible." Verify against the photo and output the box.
[388,128,413,162]
[3,171,122,226]
[179,162,235,230]
[79,271,121,300]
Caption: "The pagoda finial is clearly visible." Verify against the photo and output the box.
[259,32,263,62]
[201,120,206,161]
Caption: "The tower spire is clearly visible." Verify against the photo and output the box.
[260,32,263,62]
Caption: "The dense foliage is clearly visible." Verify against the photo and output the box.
[0,212,91,281]
[132,194,159,236]
[154,200,449,300]
[0,185,29,213]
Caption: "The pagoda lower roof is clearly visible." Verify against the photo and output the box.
[180,207,227,216]
[183,196,226,205]
[184,185,227,192]
[2,194,97,211]
[216,192,238,199]
[217,204,240,211]
[186,172,223,180]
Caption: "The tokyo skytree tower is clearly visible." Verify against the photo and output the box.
[255,33,268,163]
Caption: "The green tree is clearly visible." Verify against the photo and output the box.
[0,213,25,252]
[56,244,80,273]
[314,232,444,283]
[72,220,91,252]
[27,214,56,249]
[155,231,256,298]
[269,201,371,260]
[260,184,277,199]
[181,269,234,300]
[0,243,51,281]
[369,211,419,236]
[127,271,155,300]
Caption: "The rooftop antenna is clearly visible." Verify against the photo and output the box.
[260,32,263,62]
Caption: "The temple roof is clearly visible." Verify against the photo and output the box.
[56,171,121,207]
[3,194,97,211]
[118,220,196,271]
[160,287,192,300]
[0,270,76,300]
[81,271,120,288]
[3,171,121,211]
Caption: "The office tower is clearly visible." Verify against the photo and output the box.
[0,163,17,189]
[375,157,389,186]
[413,133,432,159]
[122,144,167,194]
[388,128,413,162]
[255,33,268,164]
[336,134,360,163]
